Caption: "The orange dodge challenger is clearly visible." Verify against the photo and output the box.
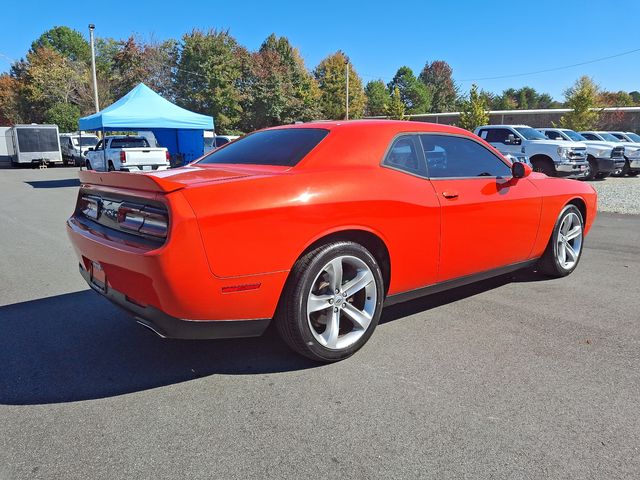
[67,120,597,362]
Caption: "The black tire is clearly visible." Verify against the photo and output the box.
[583,156,598,181]
[275,241,384,362]
[108,161,115,172]
[628,171,639,177]
[531,157,555,176]
[621,158,630,176]
[537,204,584,278]
[86,160,92,170]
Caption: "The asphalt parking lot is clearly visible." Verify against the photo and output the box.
[1,167,639,479]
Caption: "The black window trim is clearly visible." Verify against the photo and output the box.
[380,132,513,181]
[380,133,429,179]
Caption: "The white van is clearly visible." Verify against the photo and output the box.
[59,133,99,166]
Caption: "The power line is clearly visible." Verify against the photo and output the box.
[458,47,640,82]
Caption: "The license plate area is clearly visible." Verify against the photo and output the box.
[90,261,107,292]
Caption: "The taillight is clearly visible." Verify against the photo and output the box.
[165,150,170,162]
[120,150,126,163]
[79,195,100,219]
[117,203,168,238]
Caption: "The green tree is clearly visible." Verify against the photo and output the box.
[44,102,81,132]
[364,80,388,116]
[314,51,365,119]
[31,26,91,64]
[174,29,249,133]
[387,66,431,114]
[458,84,489,131]
[419,60,457,113]
[241,34,320,130]
[495,86,558,110]
[559,76,600,131]
[385,86,405,120]
[630,91,640,104]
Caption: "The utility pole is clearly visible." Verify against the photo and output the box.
[88,24,99,113]
[345,58,349,120]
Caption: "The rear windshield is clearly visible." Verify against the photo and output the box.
[198,128,329,167]
[110,138,149,149]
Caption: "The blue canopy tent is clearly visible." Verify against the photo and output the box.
[79,83,214,165]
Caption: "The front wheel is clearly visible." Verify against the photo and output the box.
[532,158,555,176]
[276,241,384,362]
[537,204,584,277]
[583,157,598,181]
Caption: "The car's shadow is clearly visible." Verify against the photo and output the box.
[0,269,552,405]
[25,178,80,189]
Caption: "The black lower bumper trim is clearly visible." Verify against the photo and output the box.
[80,265,270,340]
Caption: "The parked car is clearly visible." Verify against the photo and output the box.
[475,125,588,178]
[67,121,597,362]
[85,135,170,172]
[6,124,62,167]
[579,131,640,176]
[537,128,625,180]
[59,133,99,166]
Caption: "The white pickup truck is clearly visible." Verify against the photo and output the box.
[85,136,170,172]
[580,131,640,176]
[537,128,625,180]
[475,125,588,178]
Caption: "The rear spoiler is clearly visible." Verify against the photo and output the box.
[78,170,185,193]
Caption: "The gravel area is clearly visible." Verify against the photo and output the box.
[589,176,640,215]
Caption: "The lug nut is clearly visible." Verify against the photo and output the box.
[329,298,333,304]
[335,289,340,294]
[342,292,347,297]
[334,307,338,312]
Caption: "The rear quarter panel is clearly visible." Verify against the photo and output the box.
[180,166,442,296]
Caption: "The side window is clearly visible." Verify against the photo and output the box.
[483,128,511,144]
[382,136,426,176]
[544,130,563,140]
[95,140,103,150]
[420,134,512,179]
[612,133,626,141]
[582,133,597,140]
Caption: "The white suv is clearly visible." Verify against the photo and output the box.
[475,125,588,178]
[580,131,640,176]
[538,128,625,179]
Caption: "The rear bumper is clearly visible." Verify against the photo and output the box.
[120,164,169,172]
[79,264,270,339]
[66,190,288,324]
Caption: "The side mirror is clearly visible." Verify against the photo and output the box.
[512,161,532,178]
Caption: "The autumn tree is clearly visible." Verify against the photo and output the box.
[364,80,388,116]
[174,29,249,133]
[387,66,430,114]
[559,76,600,131]
[458,84,489,131]
[241,34,320,131]
[111,36,177,99]
[314,51,365,119]
[419,60,457,113]
[0,74,22,125]
[385,86,405,120]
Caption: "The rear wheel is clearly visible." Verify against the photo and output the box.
[628,171,639,177]
[108,161,115,172]
[538,204,584,277]
[276,241,384,362]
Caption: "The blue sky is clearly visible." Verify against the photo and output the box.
[1,0,639,100]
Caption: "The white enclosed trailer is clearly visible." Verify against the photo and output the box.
[7,124,63,166]
[0,127,11,168]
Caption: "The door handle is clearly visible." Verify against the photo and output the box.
[442,191,459,199]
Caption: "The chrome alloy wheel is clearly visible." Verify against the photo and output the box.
[556,212,583,270]
[306,255,377,350]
